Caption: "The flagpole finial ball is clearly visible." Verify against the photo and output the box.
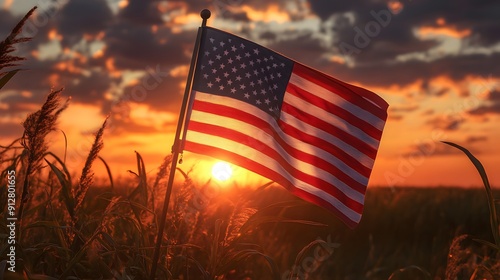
[201,9,211,20]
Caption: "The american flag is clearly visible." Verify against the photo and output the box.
[182,27,388,228]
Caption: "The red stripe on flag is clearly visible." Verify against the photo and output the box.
[192,99,371,187]
[285,82,383,141]
[183,140,360,228]
[280,102,378,162]
[292,63,389,115]
[187,119,365,212]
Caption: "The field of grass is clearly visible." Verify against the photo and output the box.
[1,7,500,280]
[1,145,500,280]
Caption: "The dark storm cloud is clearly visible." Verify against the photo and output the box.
[106,118,165,135]
[465,135,488,144]
[469,104,500,116]
[167,0,212,15]
[425,115,464,131]
[259,31,277,41]
[403,142,471,158]
[468,90,500,115]
[119,0,163,25]
[487,90,500,101]
[219,10,249,21]
[389,105,419,113]
[306,0,500,80]
[103,21,196,70]
[0,9,18,37]
[309,0,500,46]
[117,73,186,112]
[0,122,24,138]
[57,0,113,46]
[254,25,499,87]
[308,1,360,20]
[65,70,121,104]
[316,52,500,88]
[3,60,59,91]
[264,31,329,66]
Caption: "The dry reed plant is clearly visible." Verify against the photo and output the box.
[74,117,108,215]
[19,88,69,223]
[0,7,36,72]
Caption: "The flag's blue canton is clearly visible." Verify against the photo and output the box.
[193,28,294,120]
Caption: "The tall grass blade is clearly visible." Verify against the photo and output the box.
[0,69,18,89]
[289,238,338,280]
[216,248,280,279]
[59,129,68,164]
[128,151,148,207]
[44,159,75,218]
[442,141,500,250]
[388,265,431,280]
[209,219,223,276]
[98,156,114,189]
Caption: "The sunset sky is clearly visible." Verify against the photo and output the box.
[1,0,499,187]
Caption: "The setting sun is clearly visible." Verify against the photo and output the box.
[211,161,233,181]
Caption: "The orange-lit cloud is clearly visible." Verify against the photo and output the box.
[2,0,13,9]
[92,48,104,59]
[436,17,446,26]
[173,13,202,25]
[169,65,189,78]
[329,55,346,64]
[54,61,83,74]
[418,25,471,38]
[105,58,122,78]
[387,1,404,14]
[49,73,60,86]
[31,50,39,59]
[128,103,177,131]
[118,0,128,9]
[48,29,63,41]
[240,5,290,23]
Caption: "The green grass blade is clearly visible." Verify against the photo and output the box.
[442,141,500,250]
[0,70,19,90]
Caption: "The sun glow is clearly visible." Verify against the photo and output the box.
[211,161,233,181]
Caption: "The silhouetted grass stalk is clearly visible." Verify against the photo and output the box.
[0,7,36,72]
[442,141,500,250]
[19,89,69,224]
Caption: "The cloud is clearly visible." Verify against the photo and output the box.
[102,21,195,70]
[117,73,186,112]
[469,103,500,115]
[119,0,164,25]
[56,0,113,47]
[0,122,23,138]
[468,90,500,115]
[64,70,121,104]
[425,115,465,131]
[465,135,488,144]
[309,0,500,46]
[402,140,481,158]
[0,9,18,37]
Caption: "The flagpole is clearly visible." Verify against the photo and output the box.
[149,9,211,280]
